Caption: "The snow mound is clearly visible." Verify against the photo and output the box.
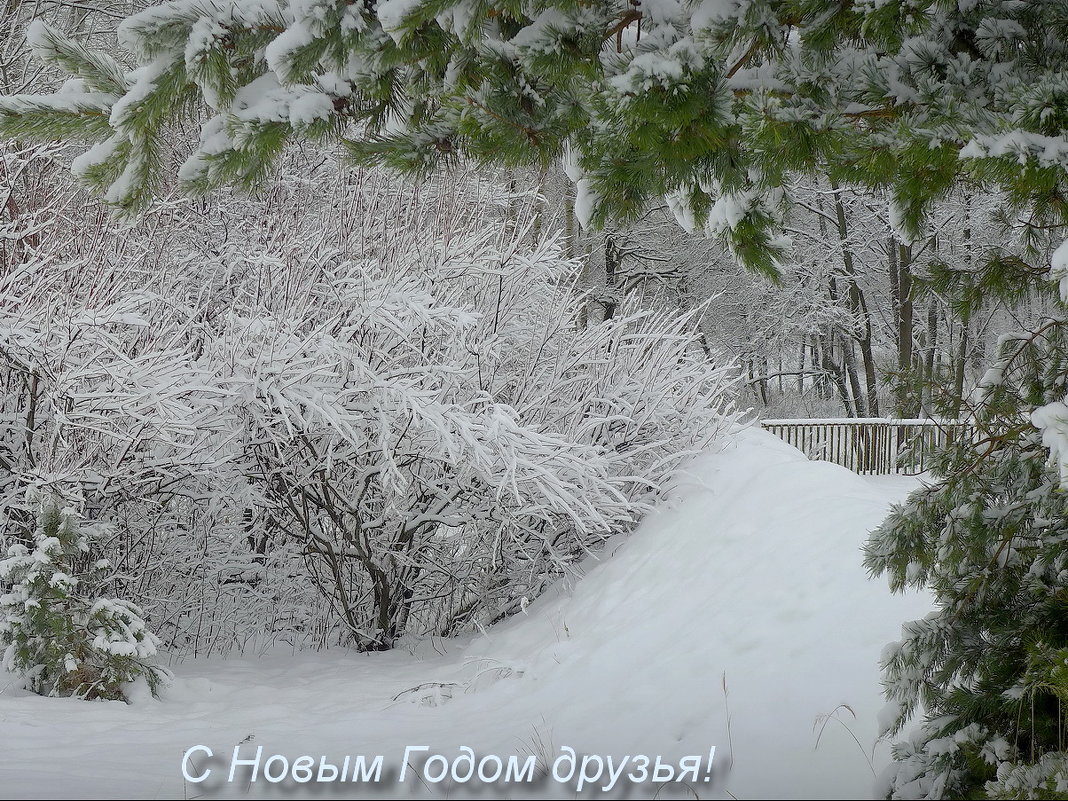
[449,426,930,798]
[0,427,929,799]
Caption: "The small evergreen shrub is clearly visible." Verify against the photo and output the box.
[0,496,170,701]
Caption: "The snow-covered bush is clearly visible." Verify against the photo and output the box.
[0,148,742,655]
[221,225,740,648]
[0,493,169,700]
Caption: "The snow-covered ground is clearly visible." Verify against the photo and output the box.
[0,428,930,799]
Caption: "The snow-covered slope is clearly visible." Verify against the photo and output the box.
[0,428,930,799]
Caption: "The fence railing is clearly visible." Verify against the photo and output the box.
[760,418,975,475]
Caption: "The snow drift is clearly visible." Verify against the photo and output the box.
[0,427,930,799]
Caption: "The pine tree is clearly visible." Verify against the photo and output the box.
[863,309,1068,797]
[0,495,170,701]
[4,1,1067,275]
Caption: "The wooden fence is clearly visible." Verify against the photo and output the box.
[760,418,975,475]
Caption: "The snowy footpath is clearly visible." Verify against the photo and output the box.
[0,428,931,799]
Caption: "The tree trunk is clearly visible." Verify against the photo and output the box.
[951,322,968,418]
[923,298,938,409]
[841,334,865,418]
[819,336,855,416]
[829,177,878,416]
[891,238,918,416]
[603,235,622,320]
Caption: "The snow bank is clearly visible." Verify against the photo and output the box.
[457,427,931,798]
[0,428,929,799]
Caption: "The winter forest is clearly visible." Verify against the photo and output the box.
[2,0,1068,799]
